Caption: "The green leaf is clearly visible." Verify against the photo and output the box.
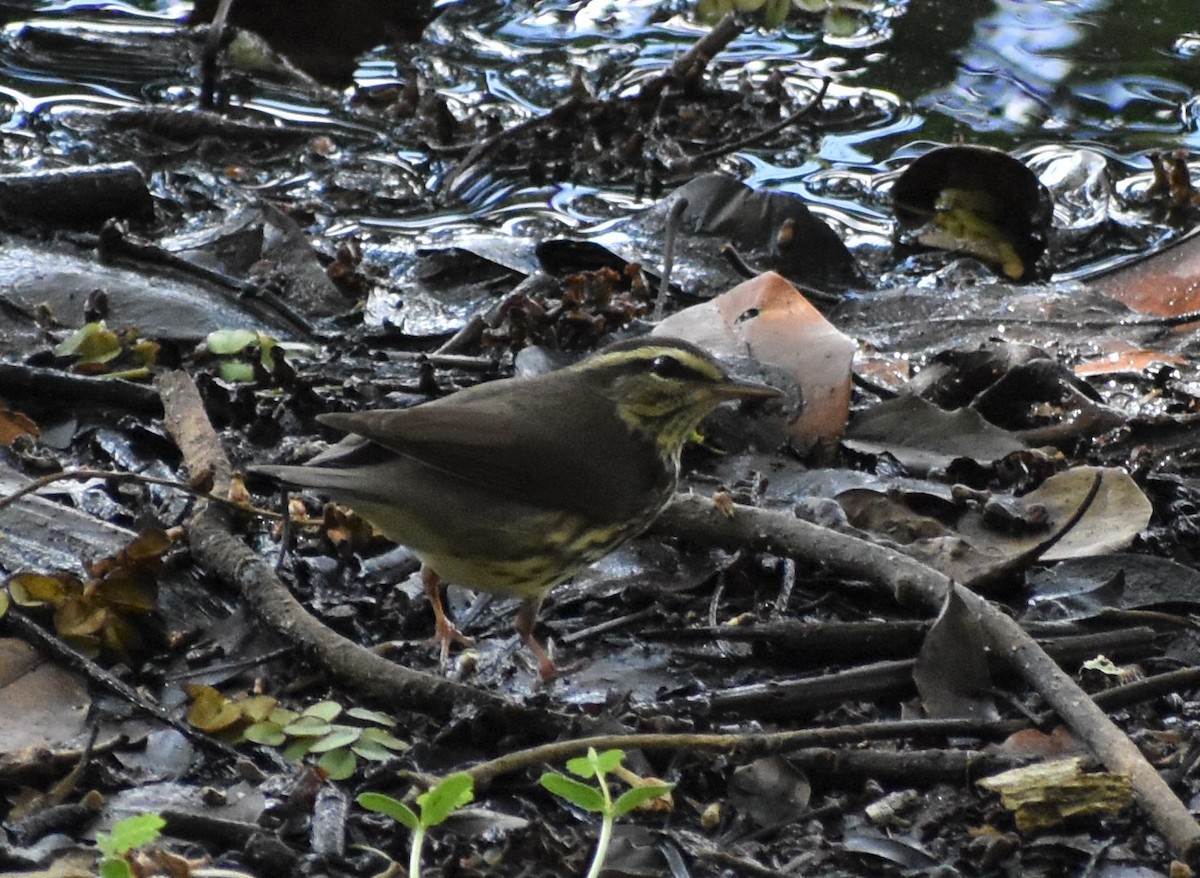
[282,715,332,737]
[359,726,409,751]
[696,0,733,22]
[100,813,166,856]
[540,773,606,813]
[283,737,317,761]
[242,721,287,747]
[565,755,595,778]
[358,792,420,830]
[304,700,343,721]
[99,859,133,878]
[417,773,474,827]
[823,5,859,36]
[56,322,122,365]
[763,0,790,28]
[217,361,256,383]
[317,747,357,780]
[268,707,299,725]
[591,749,624,775]
[613,784,674,818]
[567,746,622,779]
[0,588,8,619]
[204,328,261,356]
[309,725,362,753]
[350,735,394,762]
[346,706,396,726]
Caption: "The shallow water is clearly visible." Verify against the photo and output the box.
[1,0,1198,274]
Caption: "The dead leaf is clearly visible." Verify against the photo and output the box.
[844,394,1025,473]
[0,408,39,446]
[914,587,999,721]
[655,270,852,455]
[727,755,810,827]
[0,638,90,754]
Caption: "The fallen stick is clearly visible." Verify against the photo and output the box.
[655,493,1200,866]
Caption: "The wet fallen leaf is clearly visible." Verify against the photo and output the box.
[727,755,810,827]
[655,270,850,455]
[0,407,39,446]
[914,587,999,721]
[844,394,1025,473]
[0,638,90,753]
[1023,553,1200,623]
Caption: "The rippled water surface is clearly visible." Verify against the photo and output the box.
[1,0,1197,269]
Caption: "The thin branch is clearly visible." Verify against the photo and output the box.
[653,494,1200,865]
[0,467,278,519]
[466,716,1026,787]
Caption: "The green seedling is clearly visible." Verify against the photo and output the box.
[358,772,474,878]
[540,748,673,878]
[202,328,314,383]
[95,812,165,878]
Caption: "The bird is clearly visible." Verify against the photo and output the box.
[254,336,782,679]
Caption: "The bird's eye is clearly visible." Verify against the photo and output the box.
[652,355,681,376]
[650,355,687,379]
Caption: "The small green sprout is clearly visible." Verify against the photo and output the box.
[95,812,166,878]
[540,748,674,878]
[358,772,474,878]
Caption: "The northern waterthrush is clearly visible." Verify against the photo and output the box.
[255,336,781,678]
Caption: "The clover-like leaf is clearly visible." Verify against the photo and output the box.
[283,737,318,762]
[346,707,396,726]
[309,725,362,753]
[186,685,243,733]
[360,726,409,751]
[268,706,299,726]
[304,700,343,721]
[317,747,356,780]
[240,695,278,723]
[283,715,332,737]
[242,721,287,746]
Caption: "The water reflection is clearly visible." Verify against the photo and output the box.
[922,0,1110,132]
[0,0,1197,267]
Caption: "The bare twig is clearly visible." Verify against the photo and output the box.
[637,12,746,102]
[683,76,833,167]
[0,467,278,519]
[654,196,689,321]
[653,494,1200,865]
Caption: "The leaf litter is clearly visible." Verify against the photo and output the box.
[1,5,1200,878]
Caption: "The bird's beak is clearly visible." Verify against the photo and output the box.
[714,375,785,400]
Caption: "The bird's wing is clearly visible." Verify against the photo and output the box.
[313,371,663,522]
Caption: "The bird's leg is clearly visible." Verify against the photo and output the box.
[422,566,474,668]
[515,596,557,681]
